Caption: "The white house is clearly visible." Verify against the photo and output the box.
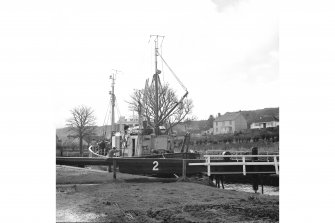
[250,116,279,129]
[213,112,248,135]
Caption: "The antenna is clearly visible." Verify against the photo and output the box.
[148,35,165,44]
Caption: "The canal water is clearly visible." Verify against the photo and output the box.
[214,181,279,196]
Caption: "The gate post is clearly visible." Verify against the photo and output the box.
[251,147,259,193]
[182,159,187,180]
[107,151,112,172]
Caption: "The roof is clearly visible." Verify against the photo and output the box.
[214,112,242,122]
[213,108,279,127]
[252,116,279,124]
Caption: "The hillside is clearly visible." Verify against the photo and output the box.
[241,107,279,128]
[172,120,208,135]
[56,126,112,143]
[56,108,279,140]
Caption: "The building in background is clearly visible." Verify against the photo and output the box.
[116,115,139,132]
[250,116,279,129]
[213,112,248,135]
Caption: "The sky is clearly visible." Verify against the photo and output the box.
[46,0,279,128]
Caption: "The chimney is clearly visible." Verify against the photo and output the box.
[218,113,221,117]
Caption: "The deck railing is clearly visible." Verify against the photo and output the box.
[188,154,279,176]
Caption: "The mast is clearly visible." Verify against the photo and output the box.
[109,69,120,147]
[150,35,164,135]
[154,37,159,136]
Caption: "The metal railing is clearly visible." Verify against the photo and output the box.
[188,154,279,176]
[204,150,279,162]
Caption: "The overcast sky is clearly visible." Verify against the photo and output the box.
[45,0,279,128]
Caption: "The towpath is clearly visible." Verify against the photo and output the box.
[56,165,279,222]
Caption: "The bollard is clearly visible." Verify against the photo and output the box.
[113,159,117,179]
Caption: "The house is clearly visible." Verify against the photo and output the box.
[250,116,279,129]
[201,128,213,136]
[213,112,248,135]
[241,107,279,128]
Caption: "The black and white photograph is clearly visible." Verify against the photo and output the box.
[2,0,335,222]
[54,0,279,222]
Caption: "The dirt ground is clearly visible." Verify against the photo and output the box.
[56,165,279,222]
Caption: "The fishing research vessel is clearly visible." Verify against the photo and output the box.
[89,36,200,169]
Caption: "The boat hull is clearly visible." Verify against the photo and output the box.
[116,157,205,176]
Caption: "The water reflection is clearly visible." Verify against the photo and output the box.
[214,180,279,196]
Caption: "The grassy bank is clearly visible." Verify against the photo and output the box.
[57,165,279,222]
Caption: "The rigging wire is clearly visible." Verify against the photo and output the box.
[157,51,187,92]
[160,37,165,84]
[105,113,110,137]
[103,100,111,125]
[157,74,162,89]
[102,100,111,136]
[160,39,165,84]
[143,79,149,108]
[115,98,121,121]
[149,38,153,79]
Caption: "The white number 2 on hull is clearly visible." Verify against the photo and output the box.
[152,161,159,171]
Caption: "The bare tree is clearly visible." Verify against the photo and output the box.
[207,115,215,129]
[183,116,197,132]
[66,105,96,156]
[127,83,193,134]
